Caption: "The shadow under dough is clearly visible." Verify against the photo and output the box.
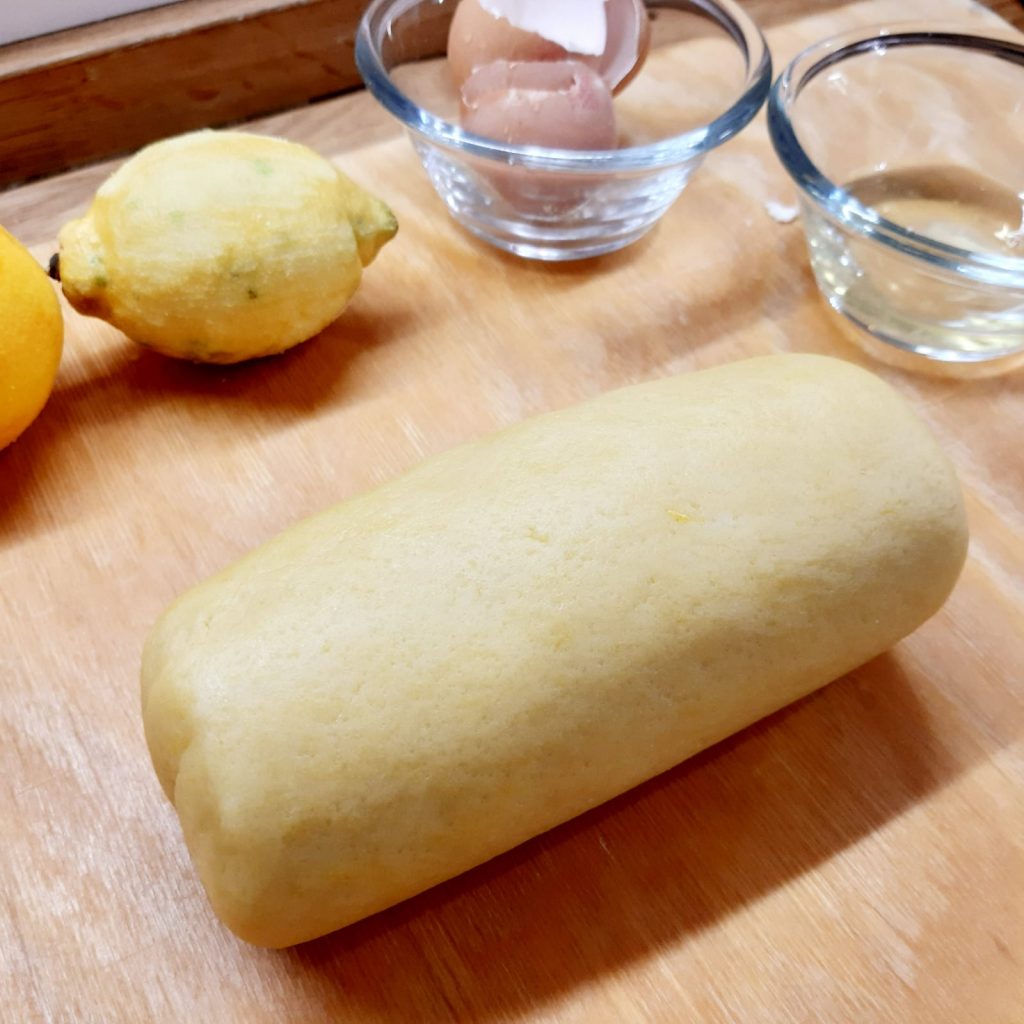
[280,651,964,1021]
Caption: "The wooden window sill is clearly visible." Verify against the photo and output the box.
[0,0,369,189]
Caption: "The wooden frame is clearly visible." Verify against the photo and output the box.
[0,0,369,189]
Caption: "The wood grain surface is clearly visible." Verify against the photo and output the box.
[2,0,1023,1021]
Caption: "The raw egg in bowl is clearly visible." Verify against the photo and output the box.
[356,0,771,260]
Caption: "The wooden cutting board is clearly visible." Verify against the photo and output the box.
[2,0,1022,1020]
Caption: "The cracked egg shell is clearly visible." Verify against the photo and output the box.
[447,0,650,96]
[460,59,617,150]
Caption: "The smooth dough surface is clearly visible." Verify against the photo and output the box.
[141,354,967,947]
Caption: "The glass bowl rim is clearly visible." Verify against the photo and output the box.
[355,0,772,172]
[768,23,1024,284]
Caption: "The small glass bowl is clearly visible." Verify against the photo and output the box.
[356,0,771,260]
[769,26,1024,374]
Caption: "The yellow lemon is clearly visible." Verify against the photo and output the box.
[0,225,63,451]
[57,130,397,364]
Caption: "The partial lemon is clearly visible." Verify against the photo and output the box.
[0,225,63,451]
[58,130,398,364]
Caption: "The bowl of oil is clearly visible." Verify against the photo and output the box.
[769,25,1024,374]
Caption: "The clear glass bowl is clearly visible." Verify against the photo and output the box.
[769,26,1024,374]
[356,0,771,260]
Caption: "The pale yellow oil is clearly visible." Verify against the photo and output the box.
[806,165,1024,357]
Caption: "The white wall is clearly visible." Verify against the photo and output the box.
[1,1,185,46]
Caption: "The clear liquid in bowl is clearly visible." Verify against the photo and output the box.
[853,165,1024,257]
[806,164,1024,360]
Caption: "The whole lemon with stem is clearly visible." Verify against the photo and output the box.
[56,130,397,364]
[0,226,63,451]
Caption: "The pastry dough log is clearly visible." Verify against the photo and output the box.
[141,354,967,947]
